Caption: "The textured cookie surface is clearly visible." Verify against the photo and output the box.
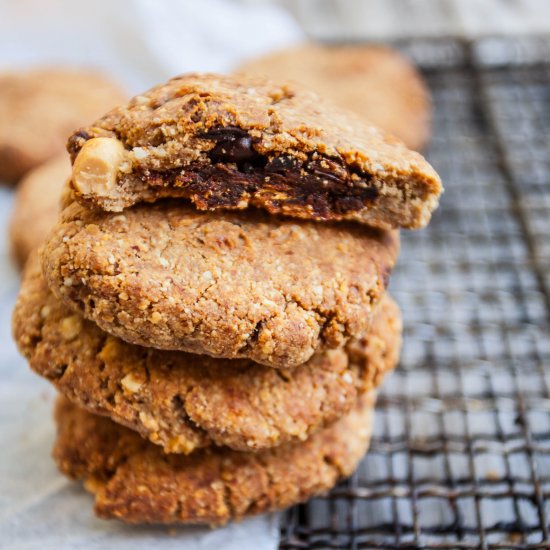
[67,72,441,229]
[14,254,400,453]
[42,200,399,368]
[237,44,432,151]
[0,68,125,183]
[8,156,69,268]
[53,394,374,525]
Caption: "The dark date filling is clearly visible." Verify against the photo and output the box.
[176,126,380,218]
[72,127,380,218]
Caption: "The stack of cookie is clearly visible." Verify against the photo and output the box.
[13,74,442,525]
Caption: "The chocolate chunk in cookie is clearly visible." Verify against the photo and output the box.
[67,73,442,229]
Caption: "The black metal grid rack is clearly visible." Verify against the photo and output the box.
[280,37,550,549]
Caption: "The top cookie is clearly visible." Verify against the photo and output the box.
[0,68,125,183]
[42,200,399,369]
[237,44,432,151]
[67,73,442,230]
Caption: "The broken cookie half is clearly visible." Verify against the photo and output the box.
[68,73,442,230]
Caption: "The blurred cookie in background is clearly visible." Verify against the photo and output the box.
[8,155,69,268]
[236,44,431,151]
[0,68,125,184]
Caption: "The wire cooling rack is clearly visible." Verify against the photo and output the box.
[280,37,550,549]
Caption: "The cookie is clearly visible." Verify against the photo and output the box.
[14,253,400,453]
[0,68,125,183]
[8,156,70,268]
[42,200,399,368]
[67,73,442,230]
[53,393,374,525]
[237,44,432,152]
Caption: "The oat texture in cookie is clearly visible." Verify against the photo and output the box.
[67,73,442,229]
[53,393,374,525]
[237,44,432,152]
[42,200,399,368]
[14,253,401,453]
[0,68,125,183]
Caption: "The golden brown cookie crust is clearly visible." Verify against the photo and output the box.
[53,394,374,525]
[237,44,432,152]
[0,68,125,183]
[42,200,399,368]
[67,73,442,229]
[14,254,401,454]
[8,156,70,268]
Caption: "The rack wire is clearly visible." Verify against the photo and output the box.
[280,37,550,549]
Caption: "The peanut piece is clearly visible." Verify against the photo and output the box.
[121,372,144,393]
[72,137,126,195]
[60,315,82,341]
